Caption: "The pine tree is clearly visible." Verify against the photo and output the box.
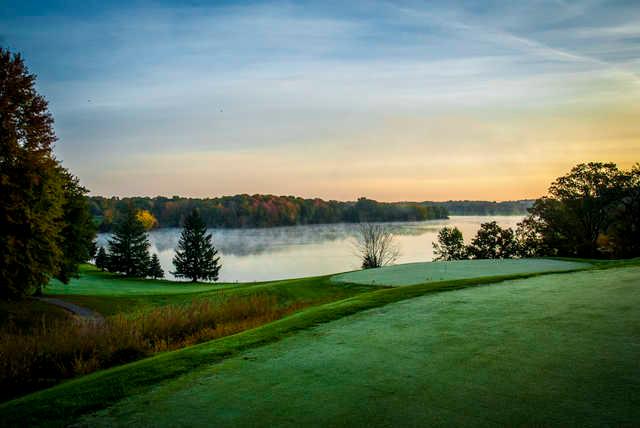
[56,169,97,282]
[148,254,164,279]
[173,209,221,282]
[95,247,108,271]
[107,204,151,277]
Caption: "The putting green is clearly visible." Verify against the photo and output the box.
[332,258,590,286]
[78,266,640,426]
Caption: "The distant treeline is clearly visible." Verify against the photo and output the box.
[90,195,449,231]
[423,200,534,216]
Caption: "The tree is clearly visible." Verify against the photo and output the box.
[467,221,518,259]
[136,209,158,230]
[107,204,151,277]
[95,247,108,271]
[148,254,164,279]
[519,162,628,258]
[55,169,97,283]
[355,223,399,269]
[433,227,467,261]
[173,209,221,282]
[1,48,65,299]
[607,164,640,257]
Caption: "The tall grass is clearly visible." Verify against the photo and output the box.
[0,294,307,402]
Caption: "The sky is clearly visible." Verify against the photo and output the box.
[2,0,639,201]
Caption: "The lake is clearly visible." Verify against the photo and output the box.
[96,215,524,283]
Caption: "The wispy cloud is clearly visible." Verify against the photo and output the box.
[2,0,639,199]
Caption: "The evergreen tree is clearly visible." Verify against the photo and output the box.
[148,254,164,279]
[108,204,151,277]
[56,169,97,283]
[95,247,108,271]
[173,209,221,282]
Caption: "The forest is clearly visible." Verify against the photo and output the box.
[89,195,450,231]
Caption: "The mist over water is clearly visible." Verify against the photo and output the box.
[96,216,523,283]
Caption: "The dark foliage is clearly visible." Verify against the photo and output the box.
[148,254,164,279]
[433,227,467,261]
[467,221,518,259]
[89,195,449,231]
[95,247,108,271]
[172,209,221,282]
[107,205,151,277]
[0,47,94,299]
[423,200,534,215]
[519,162,639,258]
[55,169,97,283]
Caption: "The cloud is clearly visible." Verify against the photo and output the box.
[2,0,639,199]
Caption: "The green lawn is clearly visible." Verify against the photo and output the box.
[77,266,640,427]
[2,260,637,426]
[42,265,376,316]
[332,258,590,286]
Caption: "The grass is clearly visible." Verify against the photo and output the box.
[43,265,375,316]
[0,299,71,333]
[75,266,640,427]
[0,294,310,402]
[0,258,607,427]
[0,265,376,403]
[332,258,590,286]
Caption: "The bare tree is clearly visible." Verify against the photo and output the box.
[355,223,400,269]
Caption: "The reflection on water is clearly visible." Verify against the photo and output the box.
[96,216,523,283]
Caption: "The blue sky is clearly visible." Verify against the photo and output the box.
[2,0,639,200]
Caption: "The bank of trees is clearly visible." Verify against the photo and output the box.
[89,196,449,231]
[0,48,96,299]
[434,162,640,261]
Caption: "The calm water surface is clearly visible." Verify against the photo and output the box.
[97,216,523,283]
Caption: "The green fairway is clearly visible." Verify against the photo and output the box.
[41,265,375,316]
[45,265,229,297]
[332,258,590,286]
[76,266,640,427]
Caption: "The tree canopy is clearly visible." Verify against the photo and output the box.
[0,47,95,299]
[520,162,639,258]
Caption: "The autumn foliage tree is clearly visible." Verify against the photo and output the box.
[0,47,95,298]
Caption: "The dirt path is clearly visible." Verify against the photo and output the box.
[36,297,105,324]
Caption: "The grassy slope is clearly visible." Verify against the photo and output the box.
[78,266,640,427]
[43,265,376,316]
[0,259,600,427]
[332,258,590,286]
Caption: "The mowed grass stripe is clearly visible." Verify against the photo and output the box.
[0,261,595,427]
[332,258,590,286]
[79,266,640,427]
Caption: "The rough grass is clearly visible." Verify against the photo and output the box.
[0,294,310,402]
[78,266,640,427]
[331,258,590,286]
[0,300,71,333]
